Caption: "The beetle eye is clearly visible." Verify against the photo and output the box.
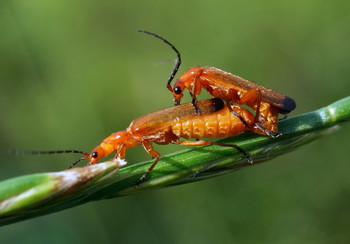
[174,86,182,94]
[91,152,98,158]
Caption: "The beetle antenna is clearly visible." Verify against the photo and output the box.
[138,30,181,91]
[11,149,90,168]
[68,156,89,169]
[12,149,90,156]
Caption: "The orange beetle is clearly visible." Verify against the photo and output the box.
[171,66,296,137]
[140,30,296,138]
[58,98,257,185]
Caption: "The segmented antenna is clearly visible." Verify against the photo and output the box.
[138,30,181,91]
[12,149,90,168]
[13,149,89,156]
[68,156,89,169]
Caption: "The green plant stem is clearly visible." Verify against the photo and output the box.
[0,96,349,226]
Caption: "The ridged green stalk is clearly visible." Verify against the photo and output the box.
[0,96,349,226]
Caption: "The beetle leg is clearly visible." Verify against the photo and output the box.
[189,75,201,115]
[115,143,127,159]
[254,123,282,138]
[239,89,282,137]
[239,88,262,122]
[135,142,161,187]
[225,100,252,130]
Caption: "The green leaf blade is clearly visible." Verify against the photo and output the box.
[0,96,349,226]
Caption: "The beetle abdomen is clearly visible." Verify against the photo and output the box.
[171,106,252,139]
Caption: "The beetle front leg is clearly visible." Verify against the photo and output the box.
[135,142,161,187]
[189,75,202,115]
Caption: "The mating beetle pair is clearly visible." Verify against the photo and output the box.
[32,31,296,185]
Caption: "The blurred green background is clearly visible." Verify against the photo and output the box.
[1,0,350,243]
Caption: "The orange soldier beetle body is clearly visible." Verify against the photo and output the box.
[22,98,256,185]
[78,98,256,184]
[171,66,296,137]
[139,31,296,138]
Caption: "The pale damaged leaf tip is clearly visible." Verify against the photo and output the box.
[49,159,127,191]
[0,160,126,218]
